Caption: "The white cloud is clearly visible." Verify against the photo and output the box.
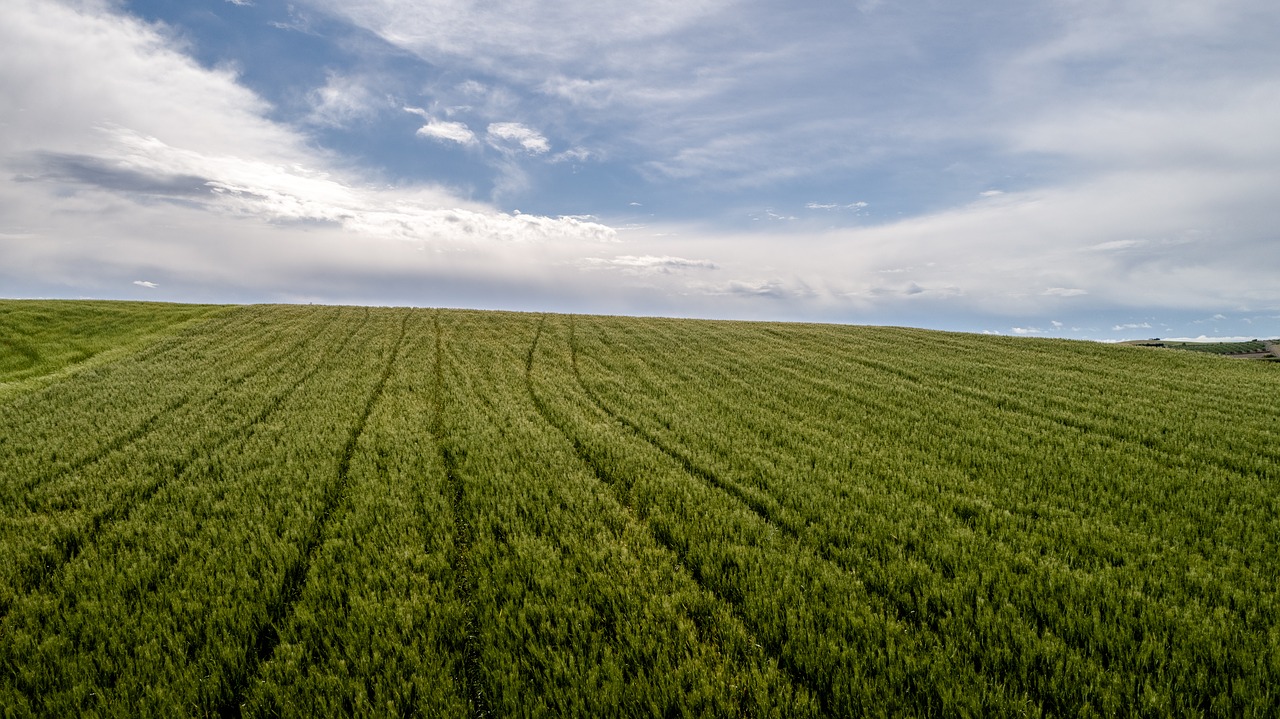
[0,0,617,302]
[416,119,478,146]
[714,280,804,299]
[133,280,158,288]
[1043,287,1088,297]
[757,210,798,222]
[1013,88,1280,173]
[1113,322,1153,331]
[806,201,868,211]
[539,75,617,110]
[298,0,735,76]
[583,255,718,274]
[1,0,286,161]
[552,147,594,163]
[1089,240,1148,252]
[293,0,1280,201]
[295,1,871,186]
[1011,327,1044,335]
[403,106,478,145]
[486,123,550,154]
[308,73,384,128]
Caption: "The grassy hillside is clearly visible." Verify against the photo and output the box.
[0,302,1276,717]
[0,300,221,389]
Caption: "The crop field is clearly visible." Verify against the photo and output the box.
[0,301,219,390]
[1168,339,1272,355]
[1165,340,1278,360]
[1,301,1277,717]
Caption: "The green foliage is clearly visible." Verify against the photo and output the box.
[1,303,1276,716]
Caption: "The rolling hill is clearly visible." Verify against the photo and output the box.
[1,300,1276,717]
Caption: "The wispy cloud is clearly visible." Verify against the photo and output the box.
[753,210,798,222]
[582,255,718,274]
[696,278,817,301]
[308,73,384,128]
[133,280,158,288]
[303,0,735,78]
[551,147,594,164]
[1089,240,1148,252]
[806,202,868,211]
[486,123,550,155]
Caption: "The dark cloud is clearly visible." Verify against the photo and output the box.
[24,152,213,199]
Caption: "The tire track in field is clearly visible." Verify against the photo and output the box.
[218,311,408,719]
[570,324,1025,596]
[558,321,1131,713]
[431,312,492,719]
[564,321,983,663]
[0,312,360,630]
[765,328,1279,480]
[569,323,950,591]
[6,310,315,500]
[525,317,832,716]
[594,319,1277,483]
[567,323,1192,709]
[567,320,802,537]
[767,339,1277,485]
[578,321,1188,556]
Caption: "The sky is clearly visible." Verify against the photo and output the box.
[3,0,1279,340]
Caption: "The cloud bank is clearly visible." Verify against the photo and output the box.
[0,0,615,304]
[2,0,1279,340]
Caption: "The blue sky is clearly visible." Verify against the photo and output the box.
[3,0,1279,340]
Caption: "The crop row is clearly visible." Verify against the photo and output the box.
[565,315,1279,715]
[2,305,1276,716]
[2,307,409,714]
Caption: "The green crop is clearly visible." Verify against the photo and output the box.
[0,300,220,390]
[1,301,1275,717]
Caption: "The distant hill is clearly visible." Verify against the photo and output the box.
[1119,337,1280,361]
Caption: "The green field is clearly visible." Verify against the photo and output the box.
[1,301,1277,717]
[0,301,221,391]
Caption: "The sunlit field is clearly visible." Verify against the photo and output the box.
[1,301,1276,717]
